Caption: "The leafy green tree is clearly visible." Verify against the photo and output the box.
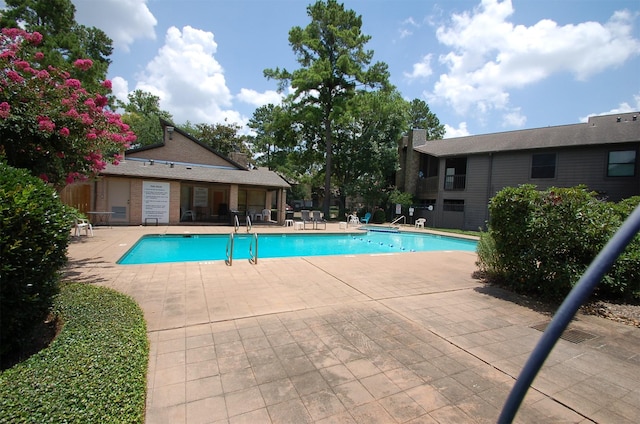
[0,0,113,93]
[265,0,390,215]
[182,120,252,159]
[118,90,173,147]
[248,104,306,172]
[333,89,407,212]
[407,99,445,140]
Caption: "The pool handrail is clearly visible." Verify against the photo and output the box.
[225,232,234,266]
[249,233,258,265]
[390,215,406,225]
[234,215,240,233]
[246,215,252,232]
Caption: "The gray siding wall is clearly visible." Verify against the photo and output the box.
[463,156,492,230]
[489,145,639,201]
[429,144,638,231]
[434,155,492,231]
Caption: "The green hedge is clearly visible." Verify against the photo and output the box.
[0,162,71,356]
[0,283,149,423]
[477,185,640,301]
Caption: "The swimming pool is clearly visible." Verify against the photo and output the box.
[117,232,477,265]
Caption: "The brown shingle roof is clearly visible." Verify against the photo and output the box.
[415,112,640,157]
[102,160,290,188]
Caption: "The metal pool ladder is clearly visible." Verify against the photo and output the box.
[249,233,258,264]
[225,232,259,266]
[225,232,235,265]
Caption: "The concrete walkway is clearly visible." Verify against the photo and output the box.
[65,224,640,423]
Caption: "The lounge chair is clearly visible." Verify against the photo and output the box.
[360,212,372,224]
[301,210,313,229]
[415,218,426,229]
[74,218,93,237]
[261,209,271,222]
[312,210,326,229]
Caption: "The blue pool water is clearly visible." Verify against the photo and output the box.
[118,231,477,265]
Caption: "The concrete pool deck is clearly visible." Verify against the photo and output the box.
[65,223,640,423]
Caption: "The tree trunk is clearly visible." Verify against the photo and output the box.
[323,116,332,217]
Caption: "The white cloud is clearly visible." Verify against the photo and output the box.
[580,92,640,122]
[72,0,156,52]
[431,0,640,116]
[502,109,526,128]
[404,54,433,80]
[443,122,470,138]
[131,25,238,126]
[236,88,284,107]
[110,76,130,106]
[399,16,419,39]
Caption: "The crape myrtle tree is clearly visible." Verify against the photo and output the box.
[0,0,113,94]
[0,28,136,188]
[264,0,390,216]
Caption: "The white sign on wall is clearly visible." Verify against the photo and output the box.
[142,181,170,223]
[194,187,208,207]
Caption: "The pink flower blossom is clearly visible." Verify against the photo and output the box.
[73,59,93,71]
[36,70,50,79]
[56,151,65,158]
[0,50,16,60]
[28,32,43,45]
[2,28,21,37]
[64,108,79,119]
[34,52,44,61]
[101,80,112,89]
[59,127,70,137]
[39,173,49,182]
[86,133,97,140]
[80,114,93,125]
[0,102,10,118]
[7,70,23,83]
[65,79,82,89]
[95,95,108,107]
[37,117,55,132]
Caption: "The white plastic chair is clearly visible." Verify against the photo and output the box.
[261,209,271,221]
[415,218,426,229]
[74,218,93,236]
[181,209,195,221]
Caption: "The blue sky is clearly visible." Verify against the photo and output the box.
[6,0,640,137]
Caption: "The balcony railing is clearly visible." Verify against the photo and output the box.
[444,174,466,191]
[416,176,439,196]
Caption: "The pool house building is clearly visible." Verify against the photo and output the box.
[61,121,290,226]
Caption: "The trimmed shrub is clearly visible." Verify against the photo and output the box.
[0,283,149,423]
[478,185,640,301]
[0,162,71,357]
[372,209,386,224]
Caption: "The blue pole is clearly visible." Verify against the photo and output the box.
[498,205,640,423]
